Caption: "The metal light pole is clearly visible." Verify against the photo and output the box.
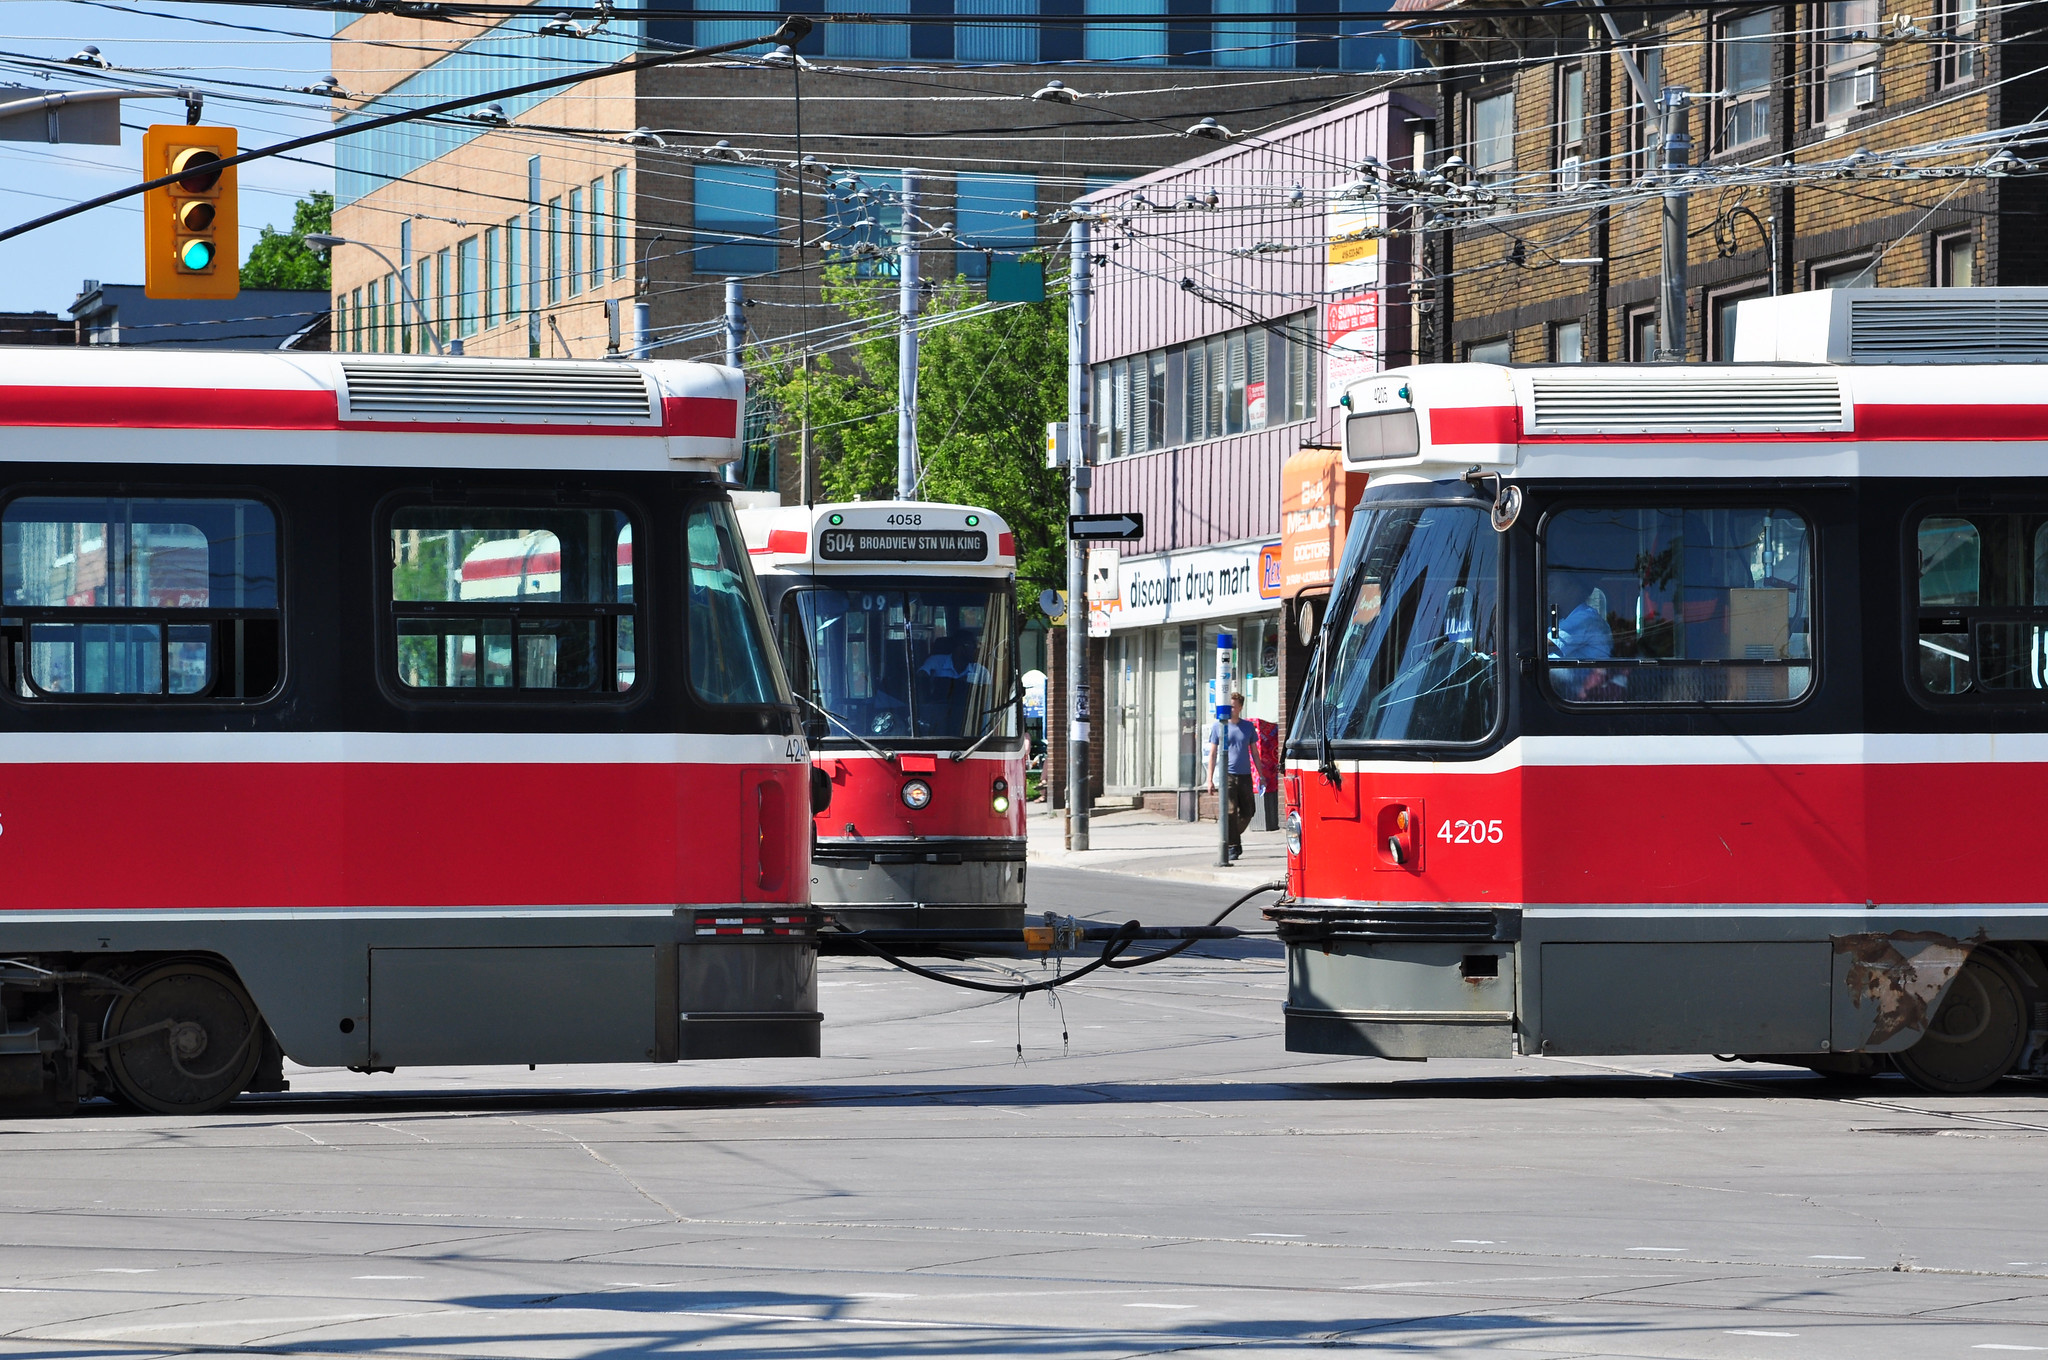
[1066,213,1093,851]
[1656,88,1692,362]
[304,232,444,355]
[724,276,745,484]
[897,171,920,500]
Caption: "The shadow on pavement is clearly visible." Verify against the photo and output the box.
[120,1068,1922,1123]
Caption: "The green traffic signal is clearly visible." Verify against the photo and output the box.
[178,238,215,270]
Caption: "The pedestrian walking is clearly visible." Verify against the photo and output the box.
[1205,690,1257,863]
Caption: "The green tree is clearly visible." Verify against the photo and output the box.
[752,262,1072,617]
[240,191,333,290]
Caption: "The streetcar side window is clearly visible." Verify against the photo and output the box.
[388,507,635,695]
[1542,506,1812,705]
[0,496,281,702]
[685,499,785,707]
[1911,511,2048,697]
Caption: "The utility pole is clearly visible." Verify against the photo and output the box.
[1656,87,1692,362]
[897,171,920,500]
[724,277,745,484]
[1066,214,1093,852]
[800,354,814,506]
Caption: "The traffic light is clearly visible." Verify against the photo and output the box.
[143,124,238,300]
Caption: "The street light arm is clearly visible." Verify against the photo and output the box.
[0,16,812,246]
[309,234,444,355]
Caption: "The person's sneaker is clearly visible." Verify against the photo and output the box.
[1227,846,1241,863]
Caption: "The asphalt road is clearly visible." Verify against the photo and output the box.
[3,869,2047,1359]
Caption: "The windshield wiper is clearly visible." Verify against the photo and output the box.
[795,692,896,763]
[951,675,1023,762]
[1315,628,1342,791]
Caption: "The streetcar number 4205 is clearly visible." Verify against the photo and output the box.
[1439,819,1504,845]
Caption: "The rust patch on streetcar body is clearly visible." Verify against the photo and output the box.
[1833,930,1977,1047]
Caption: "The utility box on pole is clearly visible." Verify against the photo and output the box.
[0,86,126,145]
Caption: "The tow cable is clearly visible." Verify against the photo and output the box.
[827,880,1288,997]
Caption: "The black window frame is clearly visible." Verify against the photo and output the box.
[1813,0,1882,124]
[1902,498,2048,709]
[1939,0,1980,85]
[1936,230,1975,287]
[1303,489,1509,756]
[1535,494,1822,713]
[682,492,791,713]
[375,492,646,708]
[0,486,287,707]
[775,576,1022,747]
[1713,8,1775,154]
[1555,60,1588,181]
[1708,281,1771,362]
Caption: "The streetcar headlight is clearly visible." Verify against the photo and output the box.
[991,777,1010,814]
[1285,809,1302,856]
[901,778,933,810]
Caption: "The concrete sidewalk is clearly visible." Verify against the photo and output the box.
[1025,799,1288,888]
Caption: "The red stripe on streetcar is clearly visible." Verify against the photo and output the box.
[0,761,811,911]
[766,529,809,554]
[662,395,740,437]
[0,386,338,429]
[0,387,742,440]
[999,531,1016,557]
[1428,405,1521,444]
[1855,404,2048,441]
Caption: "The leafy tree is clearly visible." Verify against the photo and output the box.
[240,191,333,290]
[751,262,1071,618]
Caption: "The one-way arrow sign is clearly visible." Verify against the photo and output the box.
[1068,513,1144,541]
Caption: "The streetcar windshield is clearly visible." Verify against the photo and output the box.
[786,586,1016,742]
[1305,501,1499,745]
[687,500,787,706]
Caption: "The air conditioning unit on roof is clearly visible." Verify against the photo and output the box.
[1731,288,2048,364]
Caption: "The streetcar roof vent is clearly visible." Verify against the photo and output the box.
[1851,296,2048,362]
[1731,287,2048,364]
[338,358,659,424]
[1527,371,1846,433]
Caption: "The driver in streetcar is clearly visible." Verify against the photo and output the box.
[1548,583,1623,700]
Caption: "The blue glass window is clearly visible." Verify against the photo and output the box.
[828,0,911,56]
[954,173,1037,279]
[823,170,902,275]
[1086,0,1166,63]
[336,14,644,207]
[958,0,1038,61]
[695,164,780,276]
[1214,0,1290,66]
[694,0,780,47]
[1340,0,1415,70]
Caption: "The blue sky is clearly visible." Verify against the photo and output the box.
[0,1,336,312]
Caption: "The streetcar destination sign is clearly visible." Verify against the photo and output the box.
[818,528,988,562]
[1068,513,1145,540]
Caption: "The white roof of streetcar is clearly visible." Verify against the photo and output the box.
[0,347,744,473]
[740,500,1016,575]
[1339,288,2048,483]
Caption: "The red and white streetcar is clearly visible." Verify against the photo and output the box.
[1278,289,2048,1092]
[0,347,816,1114]
[741,501,1027,933]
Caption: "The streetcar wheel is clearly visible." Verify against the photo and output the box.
[1893,951,2029,1095]
[101,960,263,1116]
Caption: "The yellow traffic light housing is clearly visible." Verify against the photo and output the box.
[143,125,238,299]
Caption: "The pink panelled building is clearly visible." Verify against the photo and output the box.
[1050,89,1427,817]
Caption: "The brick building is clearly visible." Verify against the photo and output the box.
[324,6,1420,493]
[1043,91,1425,821]
[1391,0,2048,364]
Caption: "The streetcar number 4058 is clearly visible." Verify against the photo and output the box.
[1438,819,1504,845]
